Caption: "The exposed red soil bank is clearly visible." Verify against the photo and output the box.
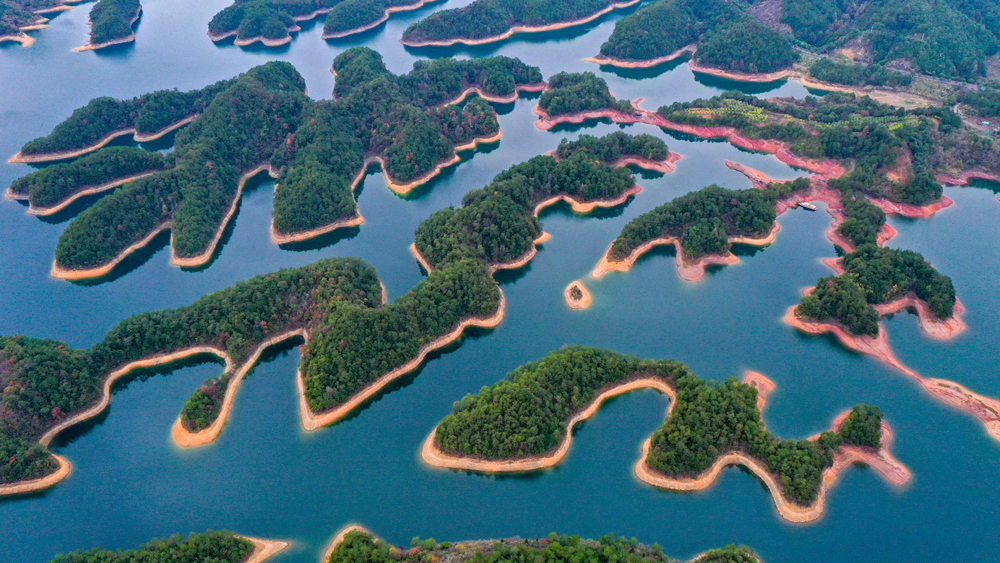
[784,302,1000,443]
[583,45,695,68]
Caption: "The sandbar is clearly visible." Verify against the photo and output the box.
[422,377,677,472]
[0,32,35,47]
[297,293,506,431]
[172,329,308,447]
[563,280,591,309]
[399,0,639,47]
[241,536,290,563]
[743,370,774,413]
[784,304,1000,442]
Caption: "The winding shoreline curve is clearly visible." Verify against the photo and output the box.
[323,0,443,40]
[634,412,910,523]
[16,170,159,216]
[171,329,308,448]
[399,0,640,47]
[73,6,140,51]
[422,378,677,472]
[321,525,370,563]
[296,293,506,431]
[8,114,198,164]
[0,454,71,496]
[583,45,695,69]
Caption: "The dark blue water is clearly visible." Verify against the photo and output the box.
[2,1,999,562]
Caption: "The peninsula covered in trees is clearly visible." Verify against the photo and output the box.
[78,0,140,50]
[328,528,760,563]
[593,0,797,74]
[413,132,670,271]
[208,0,433,46]
[601,180,809,268]
[426,346,904,517]
[0,249,511,490]
[9,50,543,279]
[401,0,636,47]
[46,531,269,563]
[795,245,957,337]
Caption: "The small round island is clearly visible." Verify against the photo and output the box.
[564,280,592,310]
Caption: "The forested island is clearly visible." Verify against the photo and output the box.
[400,0,638,47]
[589,0,797,75]
[45,531,286,563]
[208,0,435,46]
[412,132,672,271]
[327,528,760,563]
[8,50,543,279]
[592,179,810,281]
[588,0,1000,82]
[795,245,957,337]
[423,346,908,522]
[0,0,141,49]
[75,0,140,51]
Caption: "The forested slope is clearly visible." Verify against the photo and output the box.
[432,346,886,507]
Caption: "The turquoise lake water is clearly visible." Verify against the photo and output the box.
[1,0,999,561]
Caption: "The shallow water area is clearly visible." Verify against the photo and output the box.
[2,1,1000,562]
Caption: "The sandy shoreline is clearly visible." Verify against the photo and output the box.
[8,114,198,164]
[533,101,847,179]
[422,378,677,472]
[584,45,695,68]
[25,170,159,216]
[0,32,36,46]
[172,329,308,447]
[936,170,1000,186]
[324,0,441,39]
[241,536,289,563]
[74,7,140,51]
[590,223,779,282]
[687,60,794,83]
[171,163,278,267]
[380,130,503,196]
[400,0,639,47]
[51,220,170,280]
[321,525,370,563]
[563,280,591,309]
[297,293,506,431]
[0,454,71,497]
[784,304,1000,442]
[441,82,549,106]
[634,381,910,523]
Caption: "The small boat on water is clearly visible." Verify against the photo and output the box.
[798,202,817,211]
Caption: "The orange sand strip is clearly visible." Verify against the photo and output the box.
[784,305,1000,442]
[25,171,159,216]
[270,157,372,244]
[172,329,308,447]
[583,45,696,68]
[297,294,506,431]
[378,130,503,195]
[9,114,197,164]
[321,525,370,563]
[635,400,910,523]
[564,280,592,310]
[171,163,277,268]
[323,0,443,39]
[687,60,794,83]
[50,220,170,281]
[0,454,71,497]
[743,370,774,413]
[400,0,640,47]
[533,184,641,215]
[936,170,1000,186]
[241,536,290,563]
[0,32,35,46]
[440,83,549,106]
[422,378,677,472]
[74,7,140,51]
